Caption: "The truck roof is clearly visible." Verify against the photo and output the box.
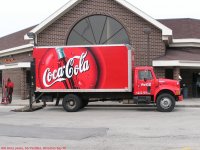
[34,44,131,49]
[135,66,154,70]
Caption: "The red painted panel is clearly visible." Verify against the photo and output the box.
[33,45,129,90]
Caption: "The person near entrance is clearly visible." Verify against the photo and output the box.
[5,78,14,103]
[196,76,200,97]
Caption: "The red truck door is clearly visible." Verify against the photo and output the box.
[134,68,156,95]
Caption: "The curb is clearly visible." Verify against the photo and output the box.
[176,105,200,108]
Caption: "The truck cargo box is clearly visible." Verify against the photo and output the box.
[33,45,132,93]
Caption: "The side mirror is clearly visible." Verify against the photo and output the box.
[178,75,182,81]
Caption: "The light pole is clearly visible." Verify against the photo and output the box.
[27,32,37,46]
[27,32,36,111]
[143,28,151,66]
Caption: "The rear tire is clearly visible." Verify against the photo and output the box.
[156,93,175,112]
[62,94,82,112]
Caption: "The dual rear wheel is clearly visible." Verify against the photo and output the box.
[62,94,89,112]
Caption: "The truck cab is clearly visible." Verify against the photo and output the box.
[133,66,183,112]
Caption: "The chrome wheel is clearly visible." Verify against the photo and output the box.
[156,93,175,112]
[67,99,76,110]
[160,97,172,109]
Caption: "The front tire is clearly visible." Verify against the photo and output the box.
[156,93,175,112]
[62,94,82,112]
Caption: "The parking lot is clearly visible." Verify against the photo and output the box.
[0,102,200,150]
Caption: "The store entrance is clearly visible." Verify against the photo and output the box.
[192,73,200,98]
[179,69,200,98]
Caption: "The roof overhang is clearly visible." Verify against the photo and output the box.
[153,60,200,68]
[170,39,200,47]
[115,0,172,37]
[0,44,33,57]
[0,62,30,70]
[24,0,172,40]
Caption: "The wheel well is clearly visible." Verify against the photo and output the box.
[156,90,175,102]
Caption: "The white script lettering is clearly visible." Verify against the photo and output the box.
[43,52,90,87]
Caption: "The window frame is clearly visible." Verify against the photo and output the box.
[67,15,130,45]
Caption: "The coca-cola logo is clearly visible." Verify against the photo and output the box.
[43,52,90,88]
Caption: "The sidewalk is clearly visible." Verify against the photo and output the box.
[1,97,200,108]
[176,98,200,107]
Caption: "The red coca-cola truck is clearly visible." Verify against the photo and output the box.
[32,44,182,112]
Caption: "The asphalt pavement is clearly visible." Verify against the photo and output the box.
[1,101,200,150]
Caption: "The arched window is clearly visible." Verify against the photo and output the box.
[67,15,130,45]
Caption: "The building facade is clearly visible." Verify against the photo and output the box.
[0,0,200,99]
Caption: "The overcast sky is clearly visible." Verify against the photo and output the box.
[0,0,200,37]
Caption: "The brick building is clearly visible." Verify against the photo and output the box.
[0,0,200,99]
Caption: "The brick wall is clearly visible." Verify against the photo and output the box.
[0,52,32,99]
[37,0,166,77]
[154,68,165,79]
[2,69,22,99]
[2,68,30,100]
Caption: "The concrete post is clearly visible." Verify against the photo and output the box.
[173,67,180,80]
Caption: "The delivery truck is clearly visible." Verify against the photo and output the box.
[32,44,182,112]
